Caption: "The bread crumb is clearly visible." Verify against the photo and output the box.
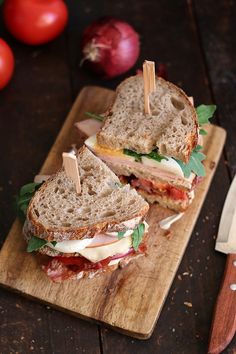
[178,274,182,280]
[182,272,189,276]
[163,230,173,239]
[210,161,216,169]
[184,302,192,308]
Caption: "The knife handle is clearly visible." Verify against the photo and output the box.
[208,253,236,354]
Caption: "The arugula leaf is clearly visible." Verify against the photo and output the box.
[132,223,145,251]
[118,231,126,239]
[199,128,207,135]
[145,150,168,162]
[124,149,168,163]
[85,111,104,121]
[15,182,43,222]
[175,145,206,178]
[123,149,142,162]
[196,104,216,126]
[27,236,57,252]
[27,236,47,252]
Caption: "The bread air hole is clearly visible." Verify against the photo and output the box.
[67,208,74,213]
[62,222,71,227]
[100,190,112,198]
[34,209,39,217]
[171,97,185,111]
[160,143,167,154]
[101,211,116,218]
[181,116,188,125]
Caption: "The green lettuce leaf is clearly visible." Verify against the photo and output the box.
[124,149,168,163]
[132,223,145,251]
[27,236,57,253]
[123,149,142,162]
[118,231,126,239]
[85,112,104,121]
[175,145,206,178]
[196,104,216,126]
[199,128,207,135]
[15,182,43,222]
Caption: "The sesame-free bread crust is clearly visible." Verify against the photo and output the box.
[97,75,198,163]
[24,147,149,242]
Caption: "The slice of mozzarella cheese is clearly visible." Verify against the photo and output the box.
[52,238,94,253]
[79,236,132,263]
[49,230,133,253]
[141,156,184,178]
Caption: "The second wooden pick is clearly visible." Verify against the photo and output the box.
[143,60,156,114]
[62,152,81,194]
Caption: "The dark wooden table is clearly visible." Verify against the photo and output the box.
[0,1,236,353]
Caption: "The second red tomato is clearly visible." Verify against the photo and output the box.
[3,0,68,45]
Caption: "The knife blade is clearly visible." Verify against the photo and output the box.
[208,175,236,354]
[215,175,236,254]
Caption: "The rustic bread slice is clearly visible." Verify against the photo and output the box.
[97,75,198,163]
[24,147,149,242]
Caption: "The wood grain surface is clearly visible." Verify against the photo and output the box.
[0,86,226,339]
[0,0,235,352]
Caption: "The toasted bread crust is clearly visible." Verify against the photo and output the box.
[25,146,149,242]
[97,76,198,163]
[24,203,148,242]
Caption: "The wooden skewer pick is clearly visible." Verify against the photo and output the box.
[62,152,81,194]
[143,60,156,114]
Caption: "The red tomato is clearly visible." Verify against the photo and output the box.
[0,39,14,89]
[55,256,112,270]
[3,0,68,45]
[169,187,187,201]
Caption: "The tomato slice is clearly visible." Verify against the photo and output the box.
[54,256,112,271]
[169,187,187,201]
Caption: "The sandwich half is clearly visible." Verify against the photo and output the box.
[84,75,206,212]
[23,147,149,282]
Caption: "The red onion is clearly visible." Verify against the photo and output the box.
[81,17,140,79]
[110,248,135,261]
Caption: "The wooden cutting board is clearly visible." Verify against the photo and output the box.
[0,86,226,339]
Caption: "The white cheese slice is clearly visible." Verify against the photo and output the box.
[49,229,133,253]
[141,156,184,178]
[52,238,94,253]
[78,236,132,263]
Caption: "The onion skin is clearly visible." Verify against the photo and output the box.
[81,17,140,79]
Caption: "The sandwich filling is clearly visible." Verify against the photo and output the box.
[26,221,149,282]
[85,135,201,210]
